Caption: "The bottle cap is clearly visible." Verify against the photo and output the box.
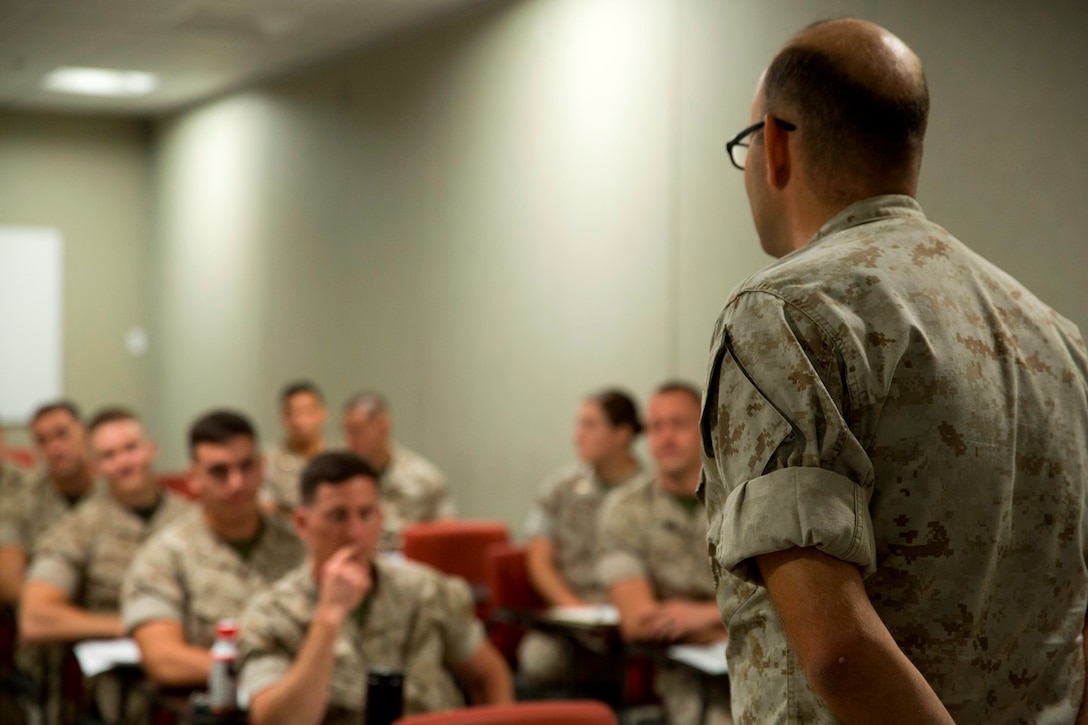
[215,619,240,639]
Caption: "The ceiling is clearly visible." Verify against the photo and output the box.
[0,0,494,117]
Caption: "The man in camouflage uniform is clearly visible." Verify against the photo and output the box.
[239,451,511,723]
[261,381,330,514]
[341,392,455,551]
[599,382,729,725]
[0,425,28,520]
[20,408,191,722]
[702,18,1088,722]
[122,410,303,688]
[0,401,97,605]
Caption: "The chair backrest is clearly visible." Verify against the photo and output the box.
[401,520,510,588]
[486,542,544,611]
[392,700,618,725]
[4,447,35,469]
[156,472,196,500]
[484,543,544,664]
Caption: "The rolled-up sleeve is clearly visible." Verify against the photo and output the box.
[703,290,877,583]
[121,538,185,634]
[439,575,485,666]
[596,492,650,587]
[238,596,293,701]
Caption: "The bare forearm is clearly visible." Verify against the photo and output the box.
[806,630,952,724]
[468,668,513,706]
[250,614,340,725]
[143,643,212,688]
[455,645,514,706]
[0,548,26,604]
[758,548,951,725]
[683,602,727,643]
[613,590,658,643]
[20,600,123,644]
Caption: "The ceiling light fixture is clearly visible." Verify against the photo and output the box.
[42,67,158,97]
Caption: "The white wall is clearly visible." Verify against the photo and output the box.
[0,112,152,444]
[139,0,1088,529]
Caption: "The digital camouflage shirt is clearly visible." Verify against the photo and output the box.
[700,195,1088,723]
[238,557,484,722]
[524,461,646,602]
[121,509,304,648]
[28,490,192,612]
[378,443,457,552]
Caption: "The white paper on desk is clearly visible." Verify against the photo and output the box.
[667,641,729,676]
[543,604,620,627]
[73,638,141,677]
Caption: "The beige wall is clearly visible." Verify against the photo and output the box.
[5,0,1086,526]
[0,111,152,446]
[148,0,1088,528]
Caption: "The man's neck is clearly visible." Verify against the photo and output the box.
[658,466,700,498]
[370,444,392,472]
[52,466,92,499]
[113,476,161,511]
[287,436,324,458]
[596,453,638,486]
[204,507,262,542]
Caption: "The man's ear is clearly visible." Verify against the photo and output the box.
[293,507,308,541]
[186,462,202,496]
[762,114,792,190]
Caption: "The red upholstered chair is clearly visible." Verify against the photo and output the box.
[392,700,618,725]
[401,521,510,618]
[5,447,35,468]
[156,472,196,501]
[484,543,544,664]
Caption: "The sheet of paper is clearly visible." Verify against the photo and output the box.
[543,604,620,627]
[667,641,729,676]
[73,638,142,677]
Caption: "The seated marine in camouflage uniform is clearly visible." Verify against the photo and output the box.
[0,401,98,606]
[122,410,304,688]
[239,451,512,724]
[20,407,192,722]
[598,383,731,725]
[519,389,647,686]
[261,380,330,514]
[341,392,456,552]
[0,425,28,522]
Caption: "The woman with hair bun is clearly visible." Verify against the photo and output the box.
[518,388,648,688]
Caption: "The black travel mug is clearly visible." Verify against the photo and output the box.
[364,668,405,725]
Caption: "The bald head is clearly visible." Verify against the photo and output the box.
[762,18,928,204]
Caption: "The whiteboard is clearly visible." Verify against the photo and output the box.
[0,227,63,426]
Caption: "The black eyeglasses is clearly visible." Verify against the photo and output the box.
[725,118,796,170]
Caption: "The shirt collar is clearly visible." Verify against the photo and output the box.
[807,194,925,249]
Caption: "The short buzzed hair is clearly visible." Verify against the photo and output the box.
[342,391,388,418]
[763,25,929,203]
[299,451,379,506]
[655,381,702,406]
[88,407,140,434]
[281,380,324,407]
[188,410,257,460]
[31,400,81,426]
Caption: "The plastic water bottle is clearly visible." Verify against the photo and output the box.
[208,619,240,713]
